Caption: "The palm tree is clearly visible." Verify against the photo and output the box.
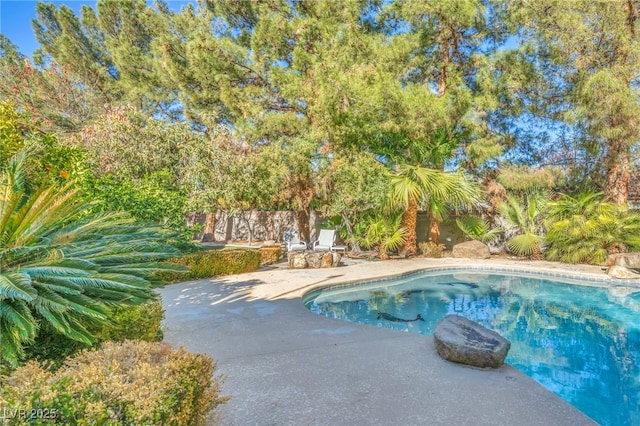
[545,191,640,264]
[0,150,183,366]
[456,215,501,243]
[387,165,482,255]
[354,214,405,260]
[498,192,547,258]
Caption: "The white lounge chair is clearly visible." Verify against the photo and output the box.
[312,229,336,251]
[284,230,307,251]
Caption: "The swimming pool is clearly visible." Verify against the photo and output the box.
[303,268,640,426]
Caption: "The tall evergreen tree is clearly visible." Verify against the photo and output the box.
[504,0,640,204]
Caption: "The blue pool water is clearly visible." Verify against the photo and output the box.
[303,269,640,426]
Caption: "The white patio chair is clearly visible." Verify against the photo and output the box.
[284,230,307,251]
[312,229,336,251]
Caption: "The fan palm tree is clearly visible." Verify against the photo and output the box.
[387,165,482,255]
[498,192,547,258]
[354,214,405,260]
[545,191,640,264]
[0,150,183,366]
[456,215,501,243]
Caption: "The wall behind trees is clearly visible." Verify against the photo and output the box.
[186,209,463,249]
[186,210,324,243]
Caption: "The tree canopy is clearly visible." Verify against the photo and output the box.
[1,0,640,250]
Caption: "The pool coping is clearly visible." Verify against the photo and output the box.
[301,261,640,301]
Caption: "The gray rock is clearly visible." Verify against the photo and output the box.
[606,265,640,279]
[606,252,640,268]
[434,315,511,368]
[452,240,491,259]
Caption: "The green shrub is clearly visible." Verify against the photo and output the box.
[0,341,229,425]
[162,249,262,282]
[94,300,165,343]
[260,246,282,265]
[21,301,165,368]
[82,171,191,239]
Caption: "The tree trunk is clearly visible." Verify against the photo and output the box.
[438,39,449,96]
[428,208,441,244]
[244,211,255,246]
[341,211,360,252]
[296,209,311,243]
[201,213,216,242]
[606,139,630,205]
[401,200,418,256]
[266,213,275,241]
[379,244,389,260]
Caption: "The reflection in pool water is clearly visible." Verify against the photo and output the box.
[303,270,640,426]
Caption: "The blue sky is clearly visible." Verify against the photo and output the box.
[0,0,196,58]
[1,1,97,56]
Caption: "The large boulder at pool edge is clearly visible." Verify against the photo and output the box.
[434,315,511,368]
[452,240,491,259]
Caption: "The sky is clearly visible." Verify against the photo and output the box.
[0,0,196,58]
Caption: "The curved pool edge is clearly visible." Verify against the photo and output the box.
[300,259,640,302]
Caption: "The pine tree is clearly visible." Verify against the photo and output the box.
[504,0,640,204]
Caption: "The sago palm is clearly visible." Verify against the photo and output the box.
[0,151,183,366]
[498,192,547,258]
[388,165,482,255]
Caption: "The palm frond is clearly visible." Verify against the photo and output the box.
[456,215,501,243]
[506,233,543,257]
[82,288,155,306]
[22,266,94,278]
[31,285,76,312]
[388,165,482,213]
[0,299,37,340]
[0,272,36,301]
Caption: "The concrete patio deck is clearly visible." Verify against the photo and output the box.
[157,257,625,425]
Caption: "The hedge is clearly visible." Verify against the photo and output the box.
[160,248,262,282]
[260,246,282,265]
[0,341,228,426]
